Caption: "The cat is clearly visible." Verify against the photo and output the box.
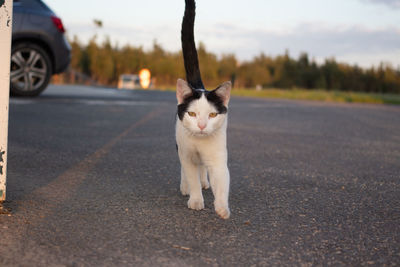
[176,0,232,219]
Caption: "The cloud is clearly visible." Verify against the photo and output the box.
[361,0,400,8]
[66,22,180,52]
[197,23,400,67]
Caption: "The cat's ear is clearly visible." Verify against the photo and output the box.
[176,78,193,104]
[213,81,232,106]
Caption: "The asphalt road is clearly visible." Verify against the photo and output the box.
[1,85,399,266]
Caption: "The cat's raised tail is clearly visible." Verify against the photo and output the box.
[181,0,204,89]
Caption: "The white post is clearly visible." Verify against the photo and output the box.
[0,0,13,201]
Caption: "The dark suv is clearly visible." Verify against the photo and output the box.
[11,0,71,96]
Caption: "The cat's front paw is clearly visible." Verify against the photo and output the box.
[215,204,230,219]
[188,197,204,210]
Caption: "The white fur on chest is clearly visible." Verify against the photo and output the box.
[176,117,227,166]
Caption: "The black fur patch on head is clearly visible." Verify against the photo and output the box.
[177,88,202,120]
[205,90,228,115]
[177,87,228,121]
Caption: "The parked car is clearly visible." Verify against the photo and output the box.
[11,0,71,96]
[117,74,141,90]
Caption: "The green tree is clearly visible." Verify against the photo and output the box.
[65,35,400,93]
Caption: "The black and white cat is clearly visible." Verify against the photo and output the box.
[176,0,232,219]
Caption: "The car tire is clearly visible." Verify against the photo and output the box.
[10,42,52,97]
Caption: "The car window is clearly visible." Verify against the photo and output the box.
[13,0,42,8]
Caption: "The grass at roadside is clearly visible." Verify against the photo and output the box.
[156,86,400,105]
[231,88,400,105]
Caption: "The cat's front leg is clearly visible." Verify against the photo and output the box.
[208,164,230,219]
[181,160,204,210]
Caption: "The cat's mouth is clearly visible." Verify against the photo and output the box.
[195,130,209,137]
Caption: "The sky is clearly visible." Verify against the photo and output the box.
[48,0,400,68]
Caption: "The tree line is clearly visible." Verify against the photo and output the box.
[63,36,400,94]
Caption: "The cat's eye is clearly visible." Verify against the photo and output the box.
[209,112,218,118]
[188,111,196,117]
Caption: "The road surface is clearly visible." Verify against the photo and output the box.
[1,85,399,266]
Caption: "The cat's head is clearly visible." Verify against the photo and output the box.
[176,79,231,137]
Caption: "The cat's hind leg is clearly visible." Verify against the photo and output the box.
[180,167,189,196]
[200,165,210,190]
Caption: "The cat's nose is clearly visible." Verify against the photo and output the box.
[198,123,206,130]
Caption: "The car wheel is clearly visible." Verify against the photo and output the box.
[10,43,52,97]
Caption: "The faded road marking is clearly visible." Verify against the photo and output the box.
[14,106,166,220]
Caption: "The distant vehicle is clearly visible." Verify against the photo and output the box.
[118,74,141,90]
[11,0,71,96]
